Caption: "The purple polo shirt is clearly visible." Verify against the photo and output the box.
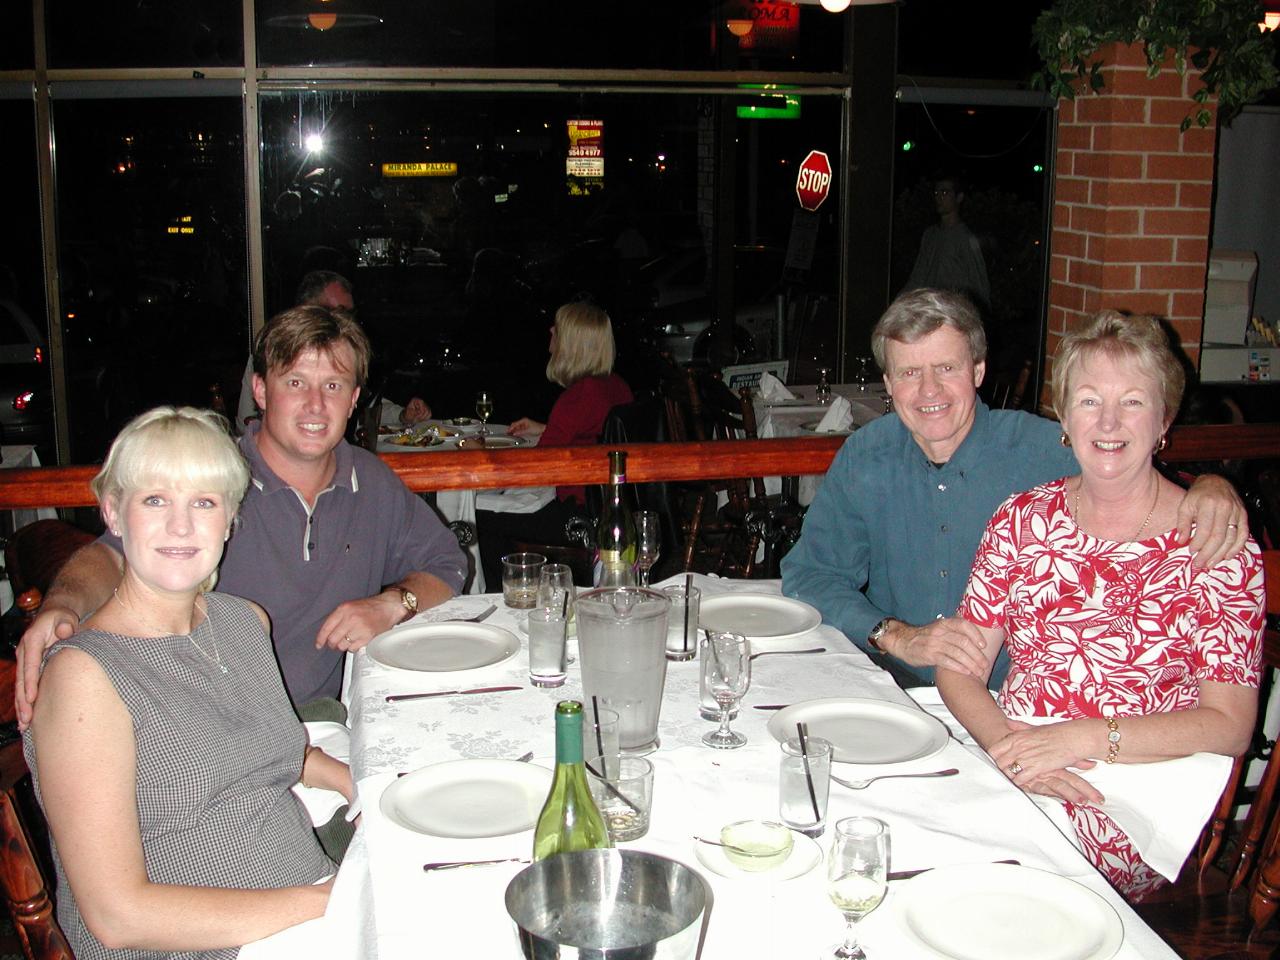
[101,424,468,705]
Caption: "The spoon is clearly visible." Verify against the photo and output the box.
[749,647,827,662]
[692,835,759,857]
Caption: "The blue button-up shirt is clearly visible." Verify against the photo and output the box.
[781,401,1078,686]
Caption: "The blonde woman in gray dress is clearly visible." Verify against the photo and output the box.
[24,406,351,960]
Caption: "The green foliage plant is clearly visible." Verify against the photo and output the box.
[1033,0,1278,130]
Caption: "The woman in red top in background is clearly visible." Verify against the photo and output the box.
[477,301,632,585]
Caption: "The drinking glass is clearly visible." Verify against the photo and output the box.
[501,552,545,608]
[699,632,751,749]
[475,390,494,437]
[635,512,661,587]
[854,356,872,393]
[826,817,889,959]
[661,583,699,661]
[536,563,576,624]
[527,607,568,687]
[815,368,832,403]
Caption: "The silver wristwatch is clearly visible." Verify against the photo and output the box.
[867,617,893,652]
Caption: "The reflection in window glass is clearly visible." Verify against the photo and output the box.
[891,102,1052,403]
[257,0,843,72]
[47,1,242,68]
[0,5,34,70]
[53,98,247,462]
[0,101,53,460]
[259,89,842,424]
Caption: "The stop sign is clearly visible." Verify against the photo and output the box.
[795,150,833,212]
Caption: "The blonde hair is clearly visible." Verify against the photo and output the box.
[545,301,616,387]
[1052,311,1185,427]
[253,304,371,387]
[93,407,249,593]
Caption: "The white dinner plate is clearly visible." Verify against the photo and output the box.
[456,435,525,450]
[693,831,822,881]
[766,698,949,764]
[380,759,553,838]
[698,594,821,642]
[366,622,520,672]
[893,863,1123,960]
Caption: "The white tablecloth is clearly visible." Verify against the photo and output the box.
[243,575,1178,960]
[755,384,887,504]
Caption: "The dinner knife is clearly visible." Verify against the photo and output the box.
[887,859,1020,882]
[752,704,790,711]
[386,685,522,703]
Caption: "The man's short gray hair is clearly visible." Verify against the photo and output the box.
[871,288,987,372]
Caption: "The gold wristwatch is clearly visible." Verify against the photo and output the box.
[867,617,894,653]
[397,587,418,623]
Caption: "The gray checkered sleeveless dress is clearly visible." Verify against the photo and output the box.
[23,592,334,960]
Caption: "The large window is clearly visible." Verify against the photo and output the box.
[259,87,844,423]
[53,97,247,462]
[256,1,845,72]
[46,1,243,68]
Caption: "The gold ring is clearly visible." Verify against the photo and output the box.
[1008,761,1023,776]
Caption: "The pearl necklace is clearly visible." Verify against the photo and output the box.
[1074,479,1160,543]
[112,589,228,675]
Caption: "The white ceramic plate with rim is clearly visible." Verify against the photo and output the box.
[766,697,949,764]
[456,435,525,450]
[698,594,821,643]
[693,831,822,881]
[366,622,520,672]
[893,862,1123,960]
[380,759,553,838]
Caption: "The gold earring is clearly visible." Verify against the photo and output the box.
[1059,433,1071,448]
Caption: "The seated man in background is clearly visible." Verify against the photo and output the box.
[236,270,430,433]
[17,304,468,721]
[781,288,1247,690]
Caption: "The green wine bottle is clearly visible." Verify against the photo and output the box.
[593,449,637,586]
[532,700,613,861]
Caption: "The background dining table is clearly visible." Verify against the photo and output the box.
[241,574,1181,960]
[374,418,549,593]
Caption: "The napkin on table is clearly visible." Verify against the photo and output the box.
[814,395,854,433]
[474,486,556,514]
[1013,715,1231,880]
[293,721,352,827]
[757,371,794,401]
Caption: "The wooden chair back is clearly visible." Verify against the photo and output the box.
[1,590,75,960]
[1246,551,1280,930]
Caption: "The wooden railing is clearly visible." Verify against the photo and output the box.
[0,424,1274,511]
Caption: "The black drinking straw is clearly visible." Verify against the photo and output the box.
[591,695,606,761]
[796,721,822,825]
[682,572,693,653]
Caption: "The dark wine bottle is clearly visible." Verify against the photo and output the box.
[532,700,613,861]
[593,449,637,586]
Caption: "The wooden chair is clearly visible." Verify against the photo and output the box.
[1245,551,1280,931]
[657,362,768,578]
[0,519,94,959]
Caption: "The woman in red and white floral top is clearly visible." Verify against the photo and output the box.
[938,310,1264,901]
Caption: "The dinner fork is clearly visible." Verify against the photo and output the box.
[443,603,497,624]
[831,768,959,790]
[749,647,826,662]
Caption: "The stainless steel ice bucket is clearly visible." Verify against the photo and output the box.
[504,849,707,960]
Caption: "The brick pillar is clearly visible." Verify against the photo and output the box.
[1046,42,1218,404]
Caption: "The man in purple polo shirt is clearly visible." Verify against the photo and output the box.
[15,305,467,719]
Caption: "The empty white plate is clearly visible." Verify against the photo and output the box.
[380,759,553,838]
[366,622,520,672]
[698,594,821,643]
[767,698,949,764]
[893,863,1123,960]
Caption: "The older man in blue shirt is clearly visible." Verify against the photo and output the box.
[781,289,1246,688]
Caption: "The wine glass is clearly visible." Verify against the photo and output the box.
[635,511,661,587]
[700,632,751,749]
[475,391,494,437]
[854,356,872,393]
[815,367,832,404]
[826,817,889,959]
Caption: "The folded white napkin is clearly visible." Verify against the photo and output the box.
[758,371,794,401]
[474,486,556,514]
[815,395,854,433]
[1013,716,1231,880]
[292,721,352,827]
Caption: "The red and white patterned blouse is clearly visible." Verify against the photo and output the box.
[960,478,1264,721]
